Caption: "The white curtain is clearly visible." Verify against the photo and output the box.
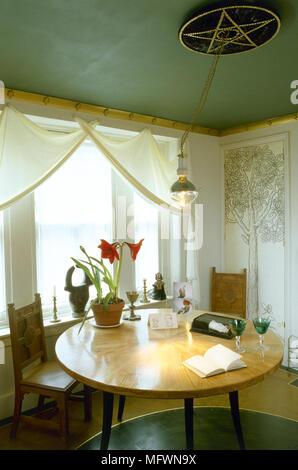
[77,118,177,208]
[0,105,177,211]
[0,106,86,210]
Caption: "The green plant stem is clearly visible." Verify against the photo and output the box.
[78,298,97,334]
[80,246,103,301]
[115,244,124,302]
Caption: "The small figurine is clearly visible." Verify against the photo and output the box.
[65,266,93,318]
[152,272,167,300]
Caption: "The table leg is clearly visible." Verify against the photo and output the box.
[117,395,126,422]
[229,391,246,450]
[101,391,114,450]
[184,398,194,450]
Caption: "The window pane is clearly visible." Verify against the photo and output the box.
[134,193,159,291]
[0,212,6,322]
[35,141,113,314]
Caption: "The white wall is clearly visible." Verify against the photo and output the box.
[188,133,223,310]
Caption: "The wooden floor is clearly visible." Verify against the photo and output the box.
[0,367,297,450]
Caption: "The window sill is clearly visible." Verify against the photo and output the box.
[0,297,173,344]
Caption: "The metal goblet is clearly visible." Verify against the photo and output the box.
[124,291,141,321]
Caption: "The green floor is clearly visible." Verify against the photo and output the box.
[79,407,298,451]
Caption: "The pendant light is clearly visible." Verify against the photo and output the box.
[169,155,198,207]
[170,3,280,207]
[169,48,222,207]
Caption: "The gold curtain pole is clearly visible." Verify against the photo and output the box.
[3,88,297,138]
[3,88,219,137]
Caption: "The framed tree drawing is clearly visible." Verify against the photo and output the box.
[223,134,288,340]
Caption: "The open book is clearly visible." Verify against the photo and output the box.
[183,344,247,378]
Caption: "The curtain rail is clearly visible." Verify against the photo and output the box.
[4,88,297,137]
[4,88,220,137]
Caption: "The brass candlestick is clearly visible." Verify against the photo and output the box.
[140,279,150,303]
[124,291,141,321]
[50,296,61,323]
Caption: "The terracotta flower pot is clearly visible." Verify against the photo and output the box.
[91,299,125,326]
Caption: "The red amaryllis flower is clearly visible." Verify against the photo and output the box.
[125,239,144,261]
[98,239,119,264]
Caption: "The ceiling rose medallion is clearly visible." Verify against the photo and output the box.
[179,4,280,56]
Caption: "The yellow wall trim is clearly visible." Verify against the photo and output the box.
[4,88,298,137]
[4,88,220,137]
[219,112,298,136]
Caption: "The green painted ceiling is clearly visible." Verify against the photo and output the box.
[1,0,297,129]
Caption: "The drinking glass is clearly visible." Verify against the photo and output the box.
[229,319,247,353]
[252,317,271,351]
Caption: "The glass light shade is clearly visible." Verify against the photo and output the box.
[170,176,199,207]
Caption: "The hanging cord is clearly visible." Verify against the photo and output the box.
[180,41,225,156]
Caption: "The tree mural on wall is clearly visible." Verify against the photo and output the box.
[224,144,284,319]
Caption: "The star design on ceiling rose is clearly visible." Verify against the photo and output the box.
[183,8,276,54]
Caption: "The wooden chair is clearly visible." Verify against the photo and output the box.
[211,267,247,319]
[8,293,93,441]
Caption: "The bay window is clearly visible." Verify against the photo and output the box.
[0,118,179,326]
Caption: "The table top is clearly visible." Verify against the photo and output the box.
[55,309,284,399]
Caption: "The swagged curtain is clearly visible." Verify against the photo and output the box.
[0,105,176,210]
[0,104,200,304]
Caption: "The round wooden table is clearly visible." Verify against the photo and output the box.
[55,309,284,450]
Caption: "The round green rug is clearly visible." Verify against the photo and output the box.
[78,407,298,450]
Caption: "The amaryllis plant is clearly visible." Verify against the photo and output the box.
[71,239,144,331]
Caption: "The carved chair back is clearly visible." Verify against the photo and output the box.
[211,267,247,319]
[8,293,47,384]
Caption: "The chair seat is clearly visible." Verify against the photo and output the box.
[21,360,76,392]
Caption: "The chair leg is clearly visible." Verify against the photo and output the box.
[83,385,92,422]
[57,395,69,442]
[10,391,24,438]
[37,395,46,413]
[117,395,126,422]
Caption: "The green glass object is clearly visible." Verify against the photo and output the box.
[253,317,271,350]
[229,319,247,353]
